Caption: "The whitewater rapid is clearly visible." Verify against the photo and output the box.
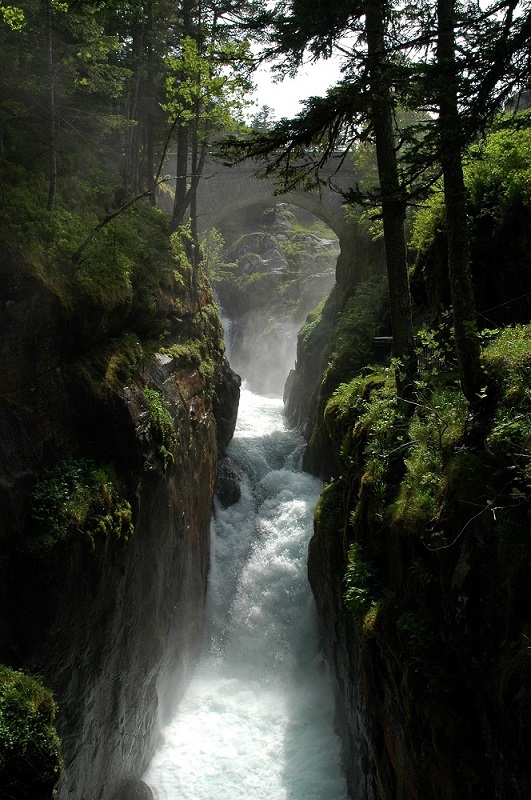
[143,387,348,800]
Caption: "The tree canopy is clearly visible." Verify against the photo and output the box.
[222,0,531,402]
[0,0,253,241]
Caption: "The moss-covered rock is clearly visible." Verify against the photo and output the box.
[27,458,133,555]
[0,155,239,800]
[307,331,531,799]
[0,666,62,799]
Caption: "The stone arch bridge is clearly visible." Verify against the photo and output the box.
[195,154,385,290]
[196,154,357,241]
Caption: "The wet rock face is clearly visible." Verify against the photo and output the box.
[215,457,243,508]
[119,779,154,800]
[213,358,241,454]
[308,529,377,800]
[0,269,240,799]
[10,357,220,800]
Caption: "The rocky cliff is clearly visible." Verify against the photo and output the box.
[0,207,239,799]
[305,352,531,799]
[284,149,531,799]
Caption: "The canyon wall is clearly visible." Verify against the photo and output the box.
[284,207,531,799]
[0,234,239,799]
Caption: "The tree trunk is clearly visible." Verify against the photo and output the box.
[172,123,190,229]
[123,23,144,195]
[365,0,415,395]
[145,0,156,203]
[437,0,483,403]
[46,0,57,213]
[171,0,195,230]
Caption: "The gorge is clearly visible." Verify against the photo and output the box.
[2,2,531,797]
[4,135,531,799]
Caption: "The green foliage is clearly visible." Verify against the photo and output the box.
[409,186,446,253]
[0,159,180,318]
[326,368,408,523]
[390,384,468,533]
[298,297,328,349]
[410,115,531,253]
[483,323,531,393]
[163,35,253,134]
[327,369,402,461]
[326,355,473,546]
[0,4,25,30]
[344,542,380,617]
[414,314,457,375]
[0,666,62,796]
[144,387,178,472]
[483,325,531,490]
[314,479,344,536]
[29,458,133,554]
[466,114,531,219]
[392,440,442,532]
[278,231,307,267]
[249,104,277,131]
[322,278,388,390]
[201,228,232,280]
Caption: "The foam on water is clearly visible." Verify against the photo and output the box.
[143,387,348,800]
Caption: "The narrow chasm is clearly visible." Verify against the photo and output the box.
[141,202,350,799]
[143,385,348,800]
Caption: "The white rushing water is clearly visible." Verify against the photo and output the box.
[143,386,348,800]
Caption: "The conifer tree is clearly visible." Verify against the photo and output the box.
[225,0,417,395]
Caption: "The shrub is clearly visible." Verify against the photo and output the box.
[0,666,62,798]
[29,458,133,554]
[344,542,380,617]
[144,387,178,471]
[483,325,531,489]
[410,112,531,254]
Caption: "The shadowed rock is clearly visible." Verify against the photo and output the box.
[120,779,154,800]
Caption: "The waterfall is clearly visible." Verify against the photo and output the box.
[143,386,348,800]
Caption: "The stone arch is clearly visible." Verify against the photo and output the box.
[196,156,386,291]
[197,158,350,241]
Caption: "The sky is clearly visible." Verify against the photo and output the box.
[249,58,342,120]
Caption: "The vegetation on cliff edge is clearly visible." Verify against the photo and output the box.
[28,457,134,555]
[0,666,62,799]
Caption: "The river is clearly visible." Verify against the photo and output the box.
[143,386,348,800]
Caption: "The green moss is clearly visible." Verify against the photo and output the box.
[300,279,390,474]
[322,278,388,390]
[0,666,62,797]
[158,299,224,391]
[314,479,345,534]
[391,443,442,534]
[484,325,531,490]
[298,297,328,349]
[144,387,178,472]
[326,368,409,527]
[390,385,468,535]
[28,458,133,554]
[344,541,381,617]
[72,332,144,400]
